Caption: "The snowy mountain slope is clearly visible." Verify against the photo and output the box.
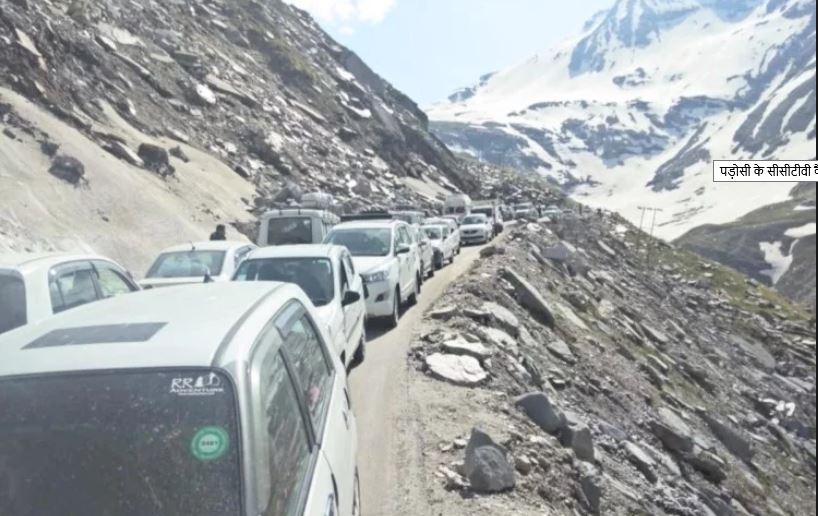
[428,0,816,240]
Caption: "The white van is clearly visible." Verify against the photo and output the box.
[443,194,473,223]
[258,208,341,246]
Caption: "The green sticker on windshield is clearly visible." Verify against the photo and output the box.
[191,427,229,461]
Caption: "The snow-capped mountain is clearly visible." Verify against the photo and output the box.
[427,0,816,240]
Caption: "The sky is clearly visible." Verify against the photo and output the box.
[286,0,614,106]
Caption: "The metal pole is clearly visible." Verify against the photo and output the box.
[646,208,663,268]
[636,206,648,262]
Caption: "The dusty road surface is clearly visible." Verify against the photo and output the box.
[350,242,487,515]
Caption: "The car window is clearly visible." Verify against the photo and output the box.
[0,273,26,334]
[49,264,99,314]
[325,228,392,257]
[0,370,242,515]
[259,350,314,516]
[342,254,356,276]
[93,262,136,299]
[233,246,253,268]
[235,258,335,307]
[278,312,333,435]
[267,217,314,246]
[146,251,226,278]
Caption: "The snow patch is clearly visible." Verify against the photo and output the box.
[759,241,793,284]
[785,223,816,239]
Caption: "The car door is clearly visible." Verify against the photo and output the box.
[340,253,364,347]
[48,261,101,315]
[396,226,413,296]
[278,304,356,516]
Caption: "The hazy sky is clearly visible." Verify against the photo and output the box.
[287,0,614,106]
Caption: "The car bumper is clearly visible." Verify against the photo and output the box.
[461,233,488,243]
[364,282,395,317]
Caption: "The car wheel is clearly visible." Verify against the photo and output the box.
[408,272,420,305]
[428,263,436,278]
[386,287,400,328]
[352,468,362,516]
[349,332,366,372]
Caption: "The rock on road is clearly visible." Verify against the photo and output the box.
[350,242,488,515]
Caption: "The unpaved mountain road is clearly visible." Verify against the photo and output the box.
[350,242,488,515]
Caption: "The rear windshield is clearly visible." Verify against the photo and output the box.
[0,273,26,335]
[234,257,335,307]
[146,251,226,278]
[266,217,314,246]
[325,228,392,257]
[0,370,241,515]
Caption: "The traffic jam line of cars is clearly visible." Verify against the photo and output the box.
[0,193,509,515]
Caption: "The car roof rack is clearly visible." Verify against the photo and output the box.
[340,210,395,222]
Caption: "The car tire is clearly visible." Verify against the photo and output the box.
[352,468,362,516]
[349,332,366,372]
[408,272,420,305]
[385,287,400,328]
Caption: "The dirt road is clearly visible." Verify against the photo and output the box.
[350,243,486,515]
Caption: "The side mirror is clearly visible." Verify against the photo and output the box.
[342,290,361,306]
[396,245,411,255]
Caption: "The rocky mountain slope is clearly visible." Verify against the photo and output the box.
[427,0,816,240]
[0,0,475,271]
[676,183,816,306]
[409,212,816,515]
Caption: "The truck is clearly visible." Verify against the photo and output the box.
[443,193,472,223]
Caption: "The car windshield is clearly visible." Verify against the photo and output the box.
[0,273,26,335]
[266,217,314,245]
[462,215,487,225]
[424,227,442,240]
[0,370,241,516]
[325,228,392,257]
[234,257,335,306]
[146,251,226,278]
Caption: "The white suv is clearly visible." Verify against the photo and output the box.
[0,253,139,335]
[325,219,421,327]
[140,241,256,289]
[0,282,360,516]
[233,245,367,370]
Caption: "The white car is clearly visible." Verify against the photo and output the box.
[140,241,256,289]
[233,245,366,370]
[0,282,360,516]
[425,217,461,256]
[0,253,139,335]
[324,219,422,327]
[423,224,456,269]
[459,214,494,245]
[258,208,340,246]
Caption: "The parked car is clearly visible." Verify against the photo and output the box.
[459,214,494,245]
[0,253,139,335]
[324,219,421,327]
[472,201,505,235]
[391,210,426,226]
[513,202,537,220]
[410,224,435,280]
[233,245,366,370]
[423,224,456,269]
[140,241,256,289]
[0,282,360,516]
[541,206,563,222]
[424,217,461,255]
[258,208,340,246]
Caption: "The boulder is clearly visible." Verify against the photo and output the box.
[624,442,659,483]
[48,155,85,184]
[685,450,727,484]
[191,83,217,105]
[103,141,143,166]
[481,301,520,336]
[441,336,492,361]
[577,463,603,514]
[560,412,595,462]
[700,413,754,462]
[651,407,695,453]
[429,305,457,320]
[542,241,576,262]
[480,245,505,258]
[514,392,565,435]
[547,338,577,364]
[137,143,174,176]
[425,353,488,387]
[640,322,670,347]
[464,428,515,493]
[500,268,556,329]
[481,327,517,353]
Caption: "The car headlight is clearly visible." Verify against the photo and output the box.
[362,270,389,283]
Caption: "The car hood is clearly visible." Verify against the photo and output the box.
[351,256,394,274]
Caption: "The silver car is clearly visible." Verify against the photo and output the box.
[0,282,360,516]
